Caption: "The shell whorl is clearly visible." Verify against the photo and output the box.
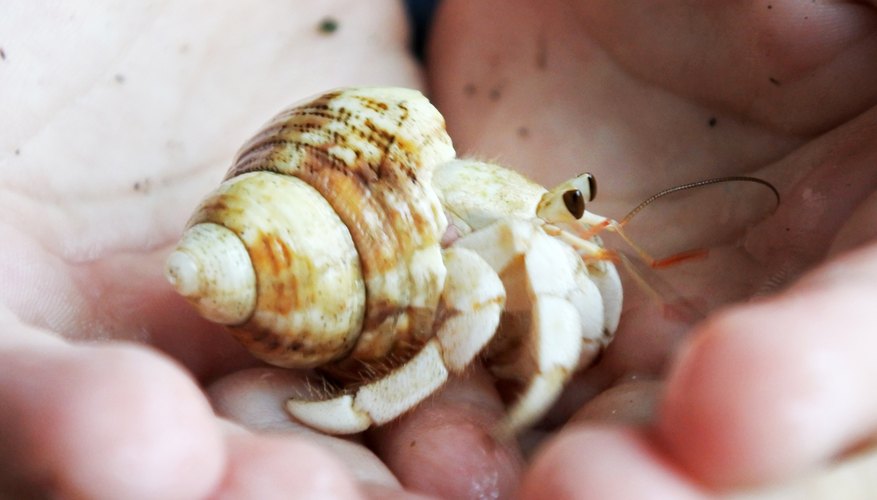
[185,171,366,368]
[172,87,456,372]
[166,222,257,325]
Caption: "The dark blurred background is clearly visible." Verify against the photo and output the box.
[404,0,441,59]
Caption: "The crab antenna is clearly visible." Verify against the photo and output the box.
[618,175,780,227]
[568,175,779,269]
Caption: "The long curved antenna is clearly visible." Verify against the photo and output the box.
[618,176,780,227]
[559,175,781,324]
[569,175,780,269]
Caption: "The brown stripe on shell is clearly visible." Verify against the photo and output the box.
[228,321,353,364]
[226,88,456,374]
[321,304,438,383]
[190,171,366,368]
[248,230,299,314]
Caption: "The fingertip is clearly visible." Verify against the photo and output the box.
[0,343,224,499]
[208,367,312,433]
[211,433,362,500]
[522,426,704,500]
[208,367,405,488]
[659,287,877,488]
[371,369,523,499]
[359,482,436,500]
[569,377,663,426]
[658,313,763,486]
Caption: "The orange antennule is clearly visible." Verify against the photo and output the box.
[574,175,779,268]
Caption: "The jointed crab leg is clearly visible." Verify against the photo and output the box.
[544,223,614,262]
[494,285,585,437]
[548,215,709,270]
[287,338,450,434]
[287,248,505,434]
[455,218,613,436]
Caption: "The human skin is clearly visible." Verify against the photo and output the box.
[429,0,877,497]
[1,0,876,499]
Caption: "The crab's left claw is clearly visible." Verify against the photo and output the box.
[456,219,616,436]
[287,247,505,434]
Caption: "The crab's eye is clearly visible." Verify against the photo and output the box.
[585,173,597,202]
[562,189,585,219]
[537,172,599,223]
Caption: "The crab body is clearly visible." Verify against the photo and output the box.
[166,87,622,435]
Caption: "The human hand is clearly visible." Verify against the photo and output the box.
[1,1,521,498]
[5,0,877,498]
[429,0,877,497]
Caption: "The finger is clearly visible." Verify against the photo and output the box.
[0,221,260,382]
[568,377,663,427]
[521,377,663,463]
[370,367,524,500]
[829,190,877,257]
[0,320,223,500]
[540,362,617,430]
[521,378,877,500]
[359,483,439,500]
[521,426,706,500]
[571,1,877,135]
[209,430,362,500]
[208,368,317,434]
[724,442,877,500]
[207,368,401,488]
[658,243,877,488]
[0,0,424,383]
[523,377,661,462]
[215,423,432,500]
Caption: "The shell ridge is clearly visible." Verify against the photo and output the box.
[212,88,456,376]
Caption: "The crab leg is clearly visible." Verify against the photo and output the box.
[287,247,505,434]
[455,219,613,436]
[496,292,583,437]
[544,223,623,336]
[287,338,449,434]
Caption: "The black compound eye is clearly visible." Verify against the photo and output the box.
[586,173,597,202]
[562,189,585,219]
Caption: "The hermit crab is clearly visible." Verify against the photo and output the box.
[166,87,622,435]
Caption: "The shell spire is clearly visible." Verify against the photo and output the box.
[224,87,456,376]
[167,87,457,374]
[166,222,257,325]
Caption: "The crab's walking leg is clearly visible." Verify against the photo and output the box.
[456,219,609,437]
[496,294,582,437]
[287,339,448,434]
[287,248,505,434]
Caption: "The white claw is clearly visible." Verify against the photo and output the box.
[286,395,372,435]
[286,247,504,434]
[456,218,601,435]
[287,339,450,434]
[165,222,257,325]
[495,273,584,436]
[435,247,505,372]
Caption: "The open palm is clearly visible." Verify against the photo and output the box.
[429,0,877,496]
[2,1,876,498]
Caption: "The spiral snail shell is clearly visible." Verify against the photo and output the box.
[167,87,622,435]
[168,87,454,370]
